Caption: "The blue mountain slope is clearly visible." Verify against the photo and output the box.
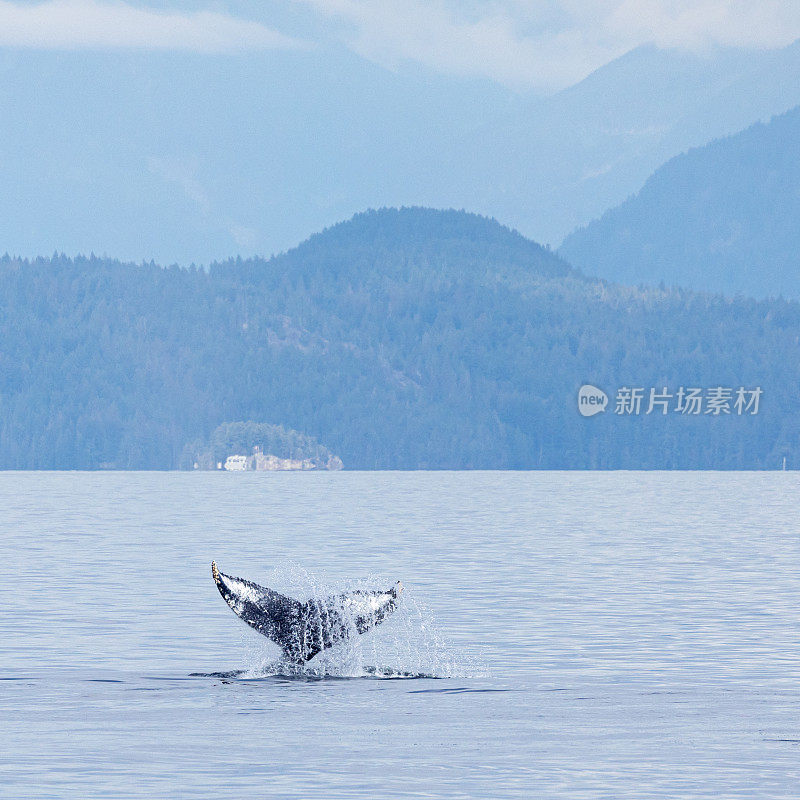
[560,106,800,298]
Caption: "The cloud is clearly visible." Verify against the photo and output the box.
[296,0,585,90]
[6,1,799,88]
[604,0,800,50]
[0,0,304,52]
[295,0,800,90]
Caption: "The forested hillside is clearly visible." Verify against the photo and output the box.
[1,207,798,470]
[560,106,800,298]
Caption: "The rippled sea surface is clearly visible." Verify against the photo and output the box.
[2,471,799,799]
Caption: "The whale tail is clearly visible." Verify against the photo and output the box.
[211,563,403,664]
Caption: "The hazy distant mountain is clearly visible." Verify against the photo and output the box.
[560,106,800,298]
[473,42,800,245]
[1,207,798,470]
[0,47,512,265]
[4,42,800,263]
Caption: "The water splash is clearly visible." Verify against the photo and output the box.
[223,562,463,679]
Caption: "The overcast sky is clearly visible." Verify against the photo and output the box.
[1,0,800,91]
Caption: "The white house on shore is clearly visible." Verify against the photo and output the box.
[221,447,343,471]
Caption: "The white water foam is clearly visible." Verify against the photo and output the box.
[231,562,467,679]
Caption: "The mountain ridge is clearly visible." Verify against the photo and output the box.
[1,207,798,470]
[5,41,800,263]
[559,105,800,297]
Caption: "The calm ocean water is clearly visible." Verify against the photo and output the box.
[1,471,799,799]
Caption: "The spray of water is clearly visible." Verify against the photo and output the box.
[229,562,464,679]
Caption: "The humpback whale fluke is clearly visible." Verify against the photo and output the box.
[211,562,403,664]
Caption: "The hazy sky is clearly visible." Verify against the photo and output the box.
[2,0,800,91]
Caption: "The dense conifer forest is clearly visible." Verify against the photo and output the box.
[1,207,798,469]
